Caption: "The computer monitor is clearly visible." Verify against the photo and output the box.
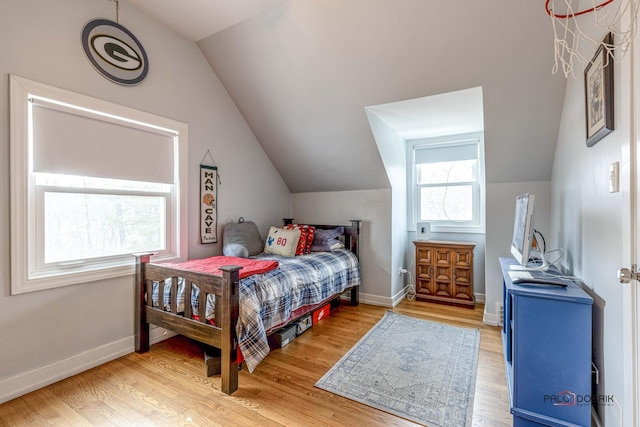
[510,192,552,271]
[510,193,536,266]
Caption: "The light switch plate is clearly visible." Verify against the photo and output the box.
[609,162,619,193]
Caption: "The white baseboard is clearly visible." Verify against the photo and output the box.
[483,311,499,326]
[347,291,486,309]
[360,292,395,308]
[340,292,395,307]
[391,287,410,307]
[0,337,133,404]
[0,326,176,404]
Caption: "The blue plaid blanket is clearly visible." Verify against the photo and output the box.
[152,249,360,372]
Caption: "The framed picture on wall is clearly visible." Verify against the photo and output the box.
[584,32,614,147]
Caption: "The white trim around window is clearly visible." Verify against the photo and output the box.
[10,75,188,294]
[407,132,486,234]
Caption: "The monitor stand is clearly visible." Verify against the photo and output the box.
[508,254,567,287]
[525,249,550,272]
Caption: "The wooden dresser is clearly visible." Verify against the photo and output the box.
[413,240,475,307]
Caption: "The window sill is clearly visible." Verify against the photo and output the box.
[409,226,486,235]
[12,253,182,295]
[13,264,134,295]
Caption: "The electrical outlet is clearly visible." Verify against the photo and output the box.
[399,268,408,275]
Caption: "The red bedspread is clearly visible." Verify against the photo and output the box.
[164,256,278,279]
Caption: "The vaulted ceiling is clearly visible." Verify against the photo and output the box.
[125,1,567,193]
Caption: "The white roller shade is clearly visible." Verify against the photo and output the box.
[415,141,478,164]
[31,99,175,184]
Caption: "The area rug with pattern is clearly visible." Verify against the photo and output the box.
[315,311,480,426]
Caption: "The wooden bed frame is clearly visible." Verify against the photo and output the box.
[134,219,361,395]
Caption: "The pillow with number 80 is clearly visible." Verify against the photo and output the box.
[263,226,302,257]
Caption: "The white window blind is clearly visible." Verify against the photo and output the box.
[31,99,176,184]
[414,141,478,164]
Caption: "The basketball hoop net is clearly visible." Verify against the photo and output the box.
[546,0,640,77]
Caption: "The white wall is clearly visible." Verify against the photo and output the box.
[365,111,408,304]
[291,190,393,305]
[550,33,630,424]
[0,0,290,403]
[483,182,551,325]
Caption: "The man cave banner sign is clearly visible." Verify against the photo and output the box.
[82,19,148,85]
[200,165,218,244]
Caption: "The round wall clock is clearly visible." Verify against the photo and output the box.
[82,19,148,86]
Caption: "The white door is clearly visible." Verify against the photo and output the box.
[624,23,640,427]
[631,102,640,427]
[615,8,640,425]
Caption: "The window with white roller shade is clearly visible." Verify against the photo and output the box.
[10,76,188,294]
[408,133,485,233]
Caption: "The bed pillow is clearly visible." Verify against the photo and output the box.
[310,227,346,252]
[303,226,316,254]
[222,219,264,257]
[264,226,301,257]
[283,224,316,255]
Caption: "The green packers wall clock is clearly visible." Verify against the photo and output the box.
[82,19,148,85]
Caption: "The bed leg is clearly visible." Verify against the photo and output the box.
[220,265,242,395]
[134,253,152,354]
[348,220,361,306]
[350,286,359,306]
[220,352,238,395]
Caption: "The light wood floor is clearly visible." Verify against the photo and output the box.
[0,299,512,426]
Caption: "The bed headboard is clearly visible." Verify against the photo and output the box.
[283,218,361,259]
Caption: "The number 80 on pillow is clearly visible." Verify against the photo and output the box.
[264,226,302,257]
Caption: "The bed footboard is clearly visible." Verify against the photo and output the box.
[134,253,242,395]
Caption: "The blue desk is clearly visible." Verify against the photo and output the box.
[500,257,593,426]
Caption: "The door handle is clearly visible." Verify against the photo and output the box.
[617,267,640,283]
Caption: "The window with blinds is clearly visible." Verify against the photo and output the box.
[408,133,485,233]
[10,76,188,294]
